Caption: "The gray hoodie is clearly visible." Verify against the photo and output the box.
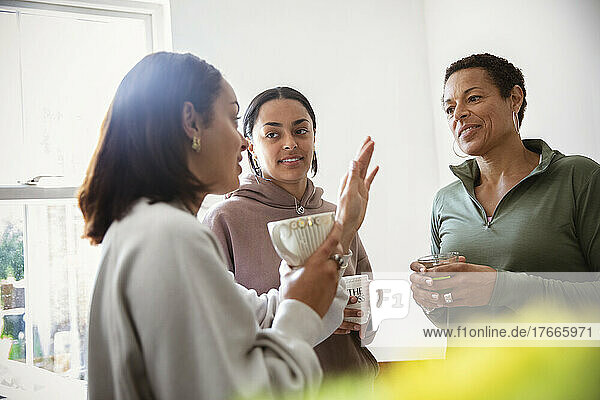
[203,174,378,378]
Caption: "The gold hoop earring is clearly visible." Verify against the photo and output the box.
[192,136,201,152]
[453,137,468,159]
[513,111,520,135]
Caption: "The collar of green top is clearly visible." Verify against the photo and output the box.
[449,139,563,190]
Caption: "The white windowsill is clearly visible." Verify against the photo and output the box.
[0,360,86,399]
[0,186,78,201]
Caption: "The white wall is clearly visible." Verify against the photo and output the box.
[423,0,600,185]
[173,0,600,261]
[171,0,440,271]
[170,0,600,362]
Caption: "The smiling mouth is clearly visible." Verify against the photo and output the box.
[278,157,304,164]
[459,125,481,137]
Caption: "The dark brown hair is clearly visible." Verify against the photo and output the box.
[444,53,527,125]
[243,87,318,177]
[78,52,223,244]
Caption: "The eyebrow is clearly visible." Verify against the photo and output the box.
[443,86,482,104]
[262,118,310,128]
[292,118,310,125]
[262,122,283,128]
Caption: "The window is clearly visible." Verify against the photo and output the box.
[0,200,100,375]
[0,0,171,395]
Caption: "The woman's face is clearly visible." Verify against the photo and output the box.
[443,68,516,156]
[250,99,315,186]
[187,79,248,195]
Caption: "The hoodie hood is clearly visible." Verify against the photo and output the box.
[226,174,324,210]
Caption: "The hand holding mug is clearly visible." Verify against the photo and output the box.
[268,212,335,267]
[334,296,361,334]
[279,223,345,317]
[410,256,497,309]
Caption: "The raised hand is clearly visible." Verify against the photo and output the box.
[336,137,379,252]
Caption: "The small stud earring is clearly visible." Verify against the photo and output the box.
[192,136,201,152]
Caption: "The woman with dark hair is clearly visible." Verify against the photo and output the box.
[203,87,380,379]
[409,53,599,322]
[79,53,378,399]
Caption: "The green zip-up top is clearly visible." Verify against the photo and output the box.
[430,139,599,319]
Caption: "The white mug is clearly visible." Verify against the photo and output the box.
[267,212,335,267]
[342,274,370,324]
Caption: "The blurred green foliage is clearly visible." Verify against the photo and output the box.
[241,346,600,400]
[0,222,24,280]
[7,337,25,362]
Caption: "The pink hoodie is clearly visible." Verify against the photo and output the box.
[203,174,378,378]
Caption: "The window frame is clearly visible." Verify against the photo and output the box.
[0,0,171,393]
[0,0,172,194]
[0,0,172,52]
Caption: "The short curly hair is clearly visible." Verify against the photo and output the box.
[444,53,527,125]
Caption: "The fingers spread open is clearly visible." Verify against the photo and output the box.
[337,171,349,199]
[365,165,379,191]
[355,139,375,179]
[354,136,371,159]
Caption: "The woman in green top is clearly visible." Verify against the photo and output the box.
[409,53,599,320]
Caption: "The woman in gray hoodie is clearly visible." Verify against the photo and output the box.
[203,87,379,379]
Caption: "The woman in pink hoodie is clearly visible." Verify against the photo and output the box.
[203,87,379,379]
